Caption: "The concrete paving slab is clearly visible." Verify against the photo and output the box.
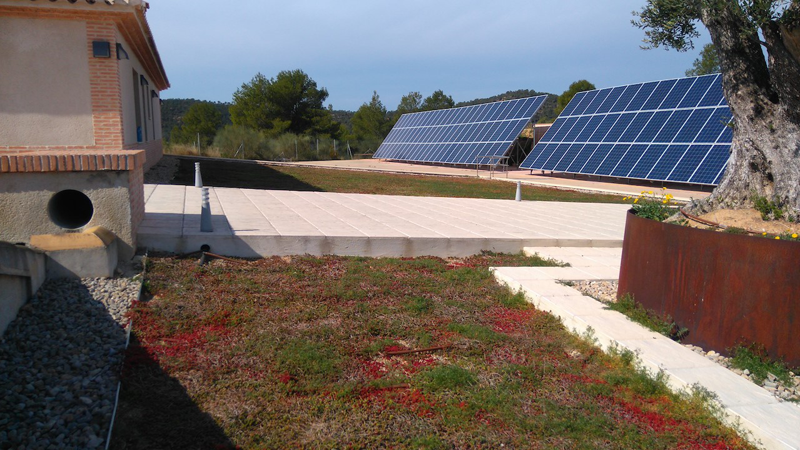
[139,186,629,257]
[576,313,667,340]
[516,279,583,298]
[728,403,800,450]
[668,366,779,408]
[616,338,718,371]
[538,294,614,317]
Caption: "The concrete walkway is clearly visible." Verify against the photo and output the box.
[277,159,712,202]
[138,184,629,257]
[493,248,800,450]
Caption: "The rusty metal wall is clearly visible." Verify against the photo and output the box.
[617,211,800,367]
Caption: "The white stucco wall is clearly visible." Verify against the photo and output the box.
[0,17,94,146]
[117,30,162,146]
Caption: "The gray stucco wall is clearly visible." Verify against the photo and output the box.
[0,171,135,259]
[0,17,94,146]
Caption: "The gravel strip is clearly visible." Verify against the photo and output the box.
[684,345,800,402]
[0,277,140,450]
[570,280,618,304]
[570,280,800,402]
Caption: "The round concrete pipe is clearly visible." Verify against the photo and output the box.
[47,189,94,230]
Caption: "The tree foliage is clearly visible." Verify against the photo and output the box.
[686,43,721,76]
[212,125,270,159]
[397,91,423,115]
[422,90,455,111]
[634,0,800,215]
[351,91,389,145]
[162,99,230,141]
[556,80,596,116]
[230,70,337,137]
[170,102,223,146]
[230,73,272,131]
[388,91,424,127]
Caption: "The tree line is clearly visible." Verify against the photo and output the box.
[165,70,568,161]
[165,47,719,163]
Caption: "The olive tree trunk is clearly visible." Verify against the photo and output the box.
[689,4,800,218]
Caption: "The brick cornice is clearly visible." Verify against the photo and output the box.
[0,150,145,173]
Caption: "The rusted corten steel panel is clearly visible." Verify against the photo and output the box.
[618,211,800,367]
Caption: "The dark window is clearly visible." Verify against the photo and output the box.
[132,69,142,143]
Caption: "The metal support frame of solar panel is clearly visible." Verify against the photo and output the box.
[373,95,547,166]
[519,74,732,186]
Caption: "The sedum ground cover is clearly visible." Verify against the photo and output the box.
[112,254,753,449]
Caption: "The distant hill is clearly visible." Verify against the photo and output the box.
[161,99,232,140]
[455,89,558,123]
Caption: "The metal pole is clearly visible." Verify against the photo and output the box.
[515,181,522,202]
[200,187,213,232]
[295,140,298,160]
[194,162,203,188]
[316,139,319,157]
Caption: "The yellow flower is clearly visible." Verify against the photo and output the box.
[793,233,798,239]
[662,187,667,191]
[662,200,668,204]
[648,191,654,195]
[775,236,781,240]
[762,232,767,236]
[623,197,628,201]
[634,199,639,204]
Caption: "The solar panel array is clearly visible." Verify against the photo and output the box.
[373,96,547,165]
[520,74,732,185]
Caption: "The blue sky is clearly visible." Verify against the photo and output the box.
[147,0,710,111]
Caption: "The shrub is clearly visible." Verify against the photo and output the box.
[728,343,793,385]
[753,196,785,221]
[607,294,688,341]
[625,188,679,221]
[212,125,277,160]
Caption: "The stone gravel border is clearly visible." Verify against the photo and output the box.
[103,272,139,450]
[0,275,141,449]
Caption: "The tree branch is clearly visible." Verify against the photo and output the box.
[762,20,800,121]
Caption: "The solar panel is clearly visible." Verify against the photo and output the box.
[520,74,732,185]
[373,96,548,165]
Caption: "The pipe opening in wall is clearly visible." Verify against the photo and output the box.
[48,190,94,230]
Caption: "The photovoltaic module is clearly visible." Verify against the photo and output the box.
[373,95,547,165]
[519,74,732,185]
